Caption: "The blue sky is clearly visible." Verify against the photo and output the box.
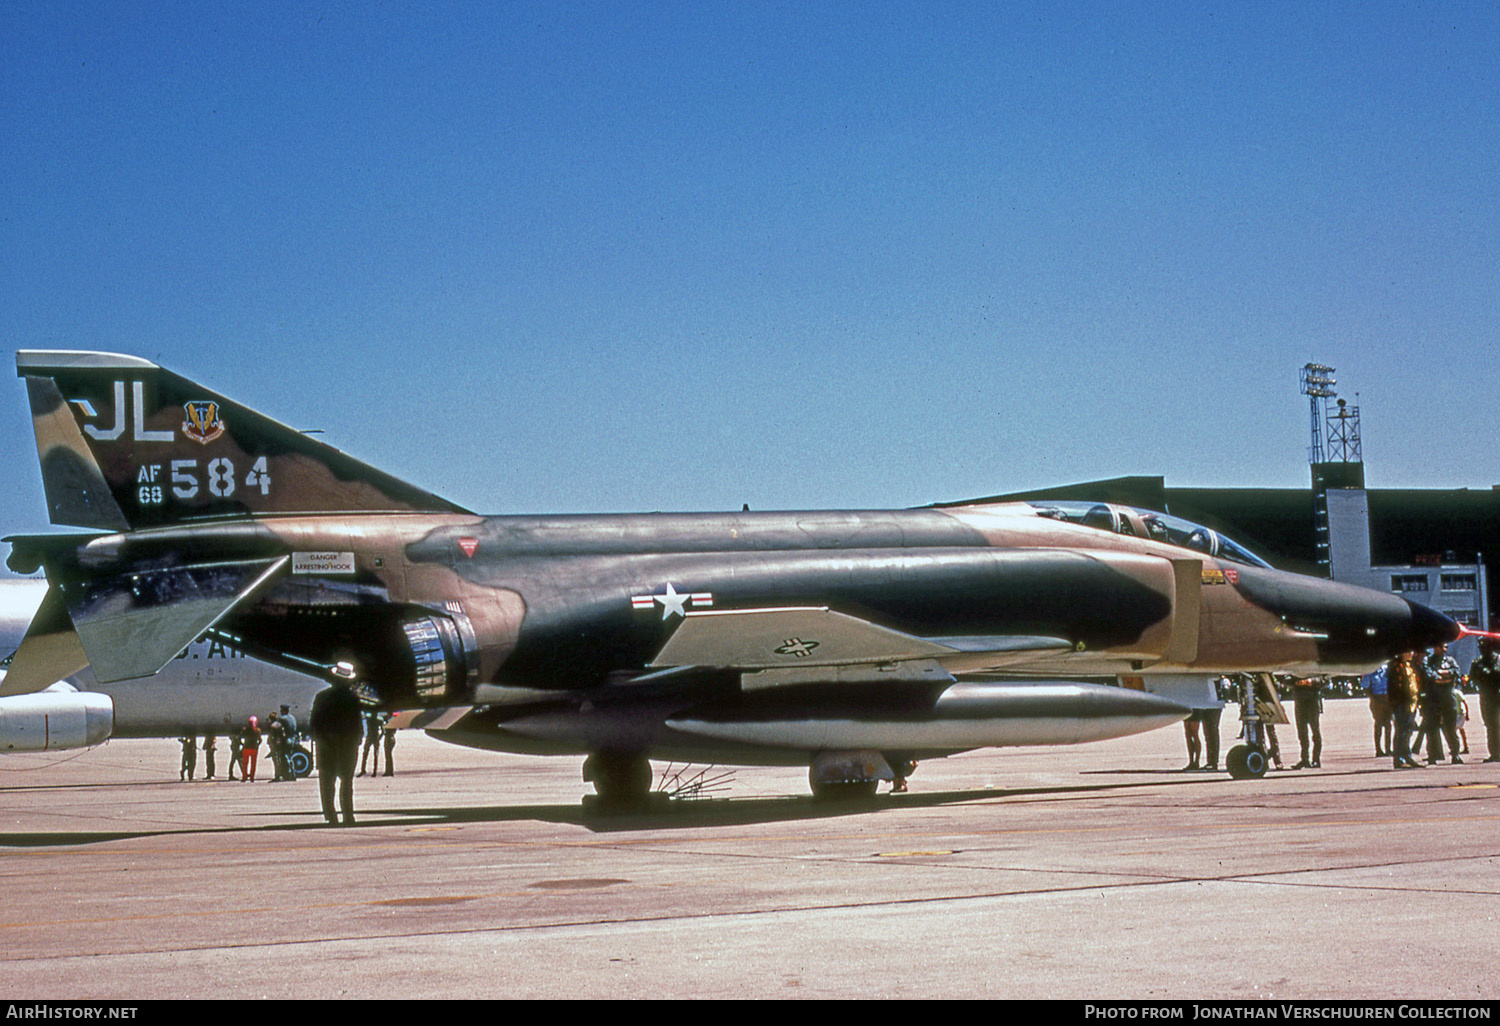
[2,1,1497,530]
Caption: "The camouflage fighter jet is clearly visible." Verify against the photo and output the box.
[3,351,1459,802]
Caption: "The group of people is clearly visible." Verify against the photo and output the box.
[1372,639,1500,770]
[172,677,397,829]
[1182,639,1500,773]
[175,701,398,791]
[357,709,396,778]
[176,704,305,782]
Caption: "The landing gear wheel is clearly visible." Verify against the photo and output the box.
[289,746,313,779]
[583,752,654,810]
[1226,744,1268,780]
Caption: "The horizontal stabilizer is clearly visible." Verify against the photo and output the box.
[66,556,288,683]
[1,585,88,697]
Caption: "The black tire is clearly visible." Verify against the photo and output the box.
[1226,744,1267,780]
[289,746,312,779]
[583,752,653,807]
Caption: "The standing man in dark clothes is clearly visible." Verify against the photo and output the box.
[265,712,288,782]
[179,736,197,781]
[1291,676,1324,769]
[226,727,240,781]
[1191,683,1225,772]
[1470,638,1500,762]
[1422,644,1464,764]
[358,709,384,776]
[311,678,364,826]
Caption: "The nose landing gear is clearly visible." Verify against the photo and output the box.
[1226,672,1287,779]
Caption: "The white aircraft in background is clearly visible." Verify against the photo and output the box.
[0,576,326,752]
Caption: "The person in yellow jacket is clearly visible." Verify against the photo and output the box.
[1388,652,1423,770]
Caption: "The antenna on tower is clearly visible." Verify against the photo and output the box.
[1326,397,1363,464]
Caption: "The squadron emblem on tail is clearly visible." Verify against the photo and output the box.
[182,401,224,444]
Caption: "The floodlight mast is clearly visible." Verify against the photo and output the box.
[1300,363,1337,464]
[1301,363,1338,576]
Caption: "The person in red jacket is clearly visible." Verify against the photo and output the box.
[239,716,261,782]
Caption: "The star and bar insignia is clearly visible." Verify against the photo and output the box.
[631,582,713,620]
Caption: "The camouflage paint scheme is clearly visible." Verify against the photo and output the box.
[4,352,1458,798]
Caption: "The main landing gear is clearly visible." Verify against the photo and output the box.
[808,750,914,800]
[582,751,655,810]
[582,748,919,808]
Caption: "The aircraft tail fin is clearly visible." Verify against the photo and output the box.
[17,351,470,530]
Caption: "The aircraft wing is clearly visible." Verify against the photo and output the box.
[649,606,1074,690]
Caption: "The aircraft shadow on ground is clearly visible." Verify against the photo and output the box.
[7,764,1441,847]
[0,772,1259,846]
[0,793,992,845]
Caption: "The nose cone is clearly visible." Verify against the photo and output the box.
[1405,600,1462,652]
[1329,591,1462,669]
[1233,567,1462,671]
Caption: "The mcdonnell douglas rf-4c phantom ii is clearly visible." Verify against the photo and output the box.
[3,351,1460,804]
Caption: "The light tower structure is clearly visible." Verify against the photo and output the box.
[1300,364,1365,577]
[1300,364,1336,464]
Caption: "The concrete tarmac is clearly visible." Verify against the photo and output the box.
[2,699,1498,1000]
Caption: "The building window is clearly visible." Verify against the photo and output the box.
[1449,610,1479,627]
[1392,575,1429,593]
[1441,574,1477,592]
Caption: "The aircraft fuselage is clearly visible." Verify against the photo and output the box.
[33,503,1450,705]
